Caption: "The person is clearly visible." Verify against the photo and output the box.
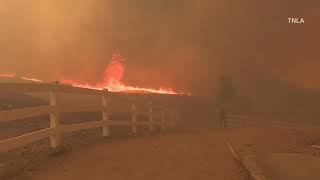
[219,108,226,128]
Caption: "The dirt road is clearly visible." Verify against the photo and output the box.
[21,131,248,180]
[260,153,320,180]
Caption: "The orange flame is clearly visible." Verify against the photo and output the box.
[21,77,43,83]
[0,73,16,78]
[0,74,43,83]
[61,54,185,95]
[0,54,189,95]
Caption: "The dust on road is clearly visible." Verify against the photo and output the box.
[22,131,249,180]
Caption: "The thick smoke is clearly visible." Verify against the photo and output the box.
[0,0,319,95]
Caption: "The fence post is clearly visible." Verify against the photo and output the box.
[102,89,110,137]
[161,108,165,130]
[131,97,137,136]
[148,102,154,131]
[49,82,61,149]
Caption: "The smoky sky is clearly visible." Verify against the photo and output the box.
[0,0,319,95]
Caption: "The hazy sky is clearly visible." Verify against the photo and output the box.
[0,0,319,95]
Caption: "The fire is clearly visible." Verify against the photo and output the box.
[0,74,43,83]
[61,54,183,95]
[0,54,187,95]
[21,77,43,83]
[0,73,16,78]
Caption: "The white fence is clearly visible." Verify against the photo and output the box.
[0,82,178,153]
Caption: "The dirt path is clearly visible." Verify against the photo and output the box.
[20,131,248,180]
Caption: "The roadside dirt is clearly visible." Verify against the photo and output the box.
[10,131,249,180]
[2,123,320,179]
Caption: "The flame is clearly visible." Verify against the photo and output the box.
[61,54,184,95]
[21,77,44,83]
[0,74,43,83]
[0,73,16,78]
[0,54,188,95]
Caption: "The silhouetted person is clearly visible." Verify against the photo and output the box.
[219,108,226,128]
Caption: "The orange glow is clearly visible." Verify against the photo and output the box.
[60,78,180,94]
[0,54,188,95]
[21,77,43,83]
[0,73,16,78]
[60,54,185,95]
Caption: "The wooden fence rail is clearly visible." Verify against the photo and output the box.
[0,83,178,153]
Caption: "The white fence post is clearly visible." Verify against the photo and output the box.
[161,108,165,130]
[102,89,110,137]
[131,98,137,136]
[49,82,61,148]
[149,102,154,131]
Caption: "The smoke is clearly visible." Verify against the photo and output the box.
[0,0,319,95]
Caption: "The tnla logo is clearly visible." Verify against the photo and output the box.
[288,18,305,24]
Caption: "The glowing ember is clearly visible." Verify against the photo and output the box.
[0,54,188,95]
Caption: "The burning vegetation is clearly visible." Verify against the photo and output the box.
[0,54,188,95]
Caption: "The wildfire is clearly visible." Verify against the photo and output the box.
[21,77,43,83]
[0,54,187,95]
[0,73,16,78]
[0,74,43,83]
